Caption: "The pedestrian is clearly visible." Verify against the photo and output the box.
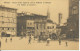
[38,36,41,42]
[5,38,7,43]
[59,39,61,45]
[10,38,12,42]
[66,41,68,46]
[0,41,1,48]
[46,38,51,46]
[28,36,31,44]
[34,36,35,40]
[33,36,35,43]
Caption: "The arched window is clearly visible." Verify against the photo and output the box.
[72,6,78,14]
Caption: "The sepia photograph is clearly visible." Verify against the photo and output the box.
[0,0,79,50]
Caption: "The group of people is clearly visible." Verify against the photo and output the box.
[0,35,68,48]
[5,38,12,43]
[27,35,68,46]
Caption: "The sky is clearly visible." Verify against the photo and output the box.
[0,0,69,24]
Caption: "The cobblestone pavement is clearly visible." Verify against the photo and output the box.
[0,37,79,50]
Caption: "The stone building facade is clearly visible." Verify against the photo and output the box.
[17,12,47,37]
[46,19,56,35]
[67,0,79,38]
[0,6,17,36]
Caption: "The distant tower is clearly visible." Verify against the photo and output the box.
[58,13,62,25]
[47,8,50,19]
[69,0,79,17]
[67,0,79,38]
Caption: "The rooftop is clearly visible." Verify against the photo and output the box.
[0,5,17,10]
[17,12,47,18]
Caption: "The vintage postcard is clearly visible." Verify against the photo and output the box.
[0,0,79,50]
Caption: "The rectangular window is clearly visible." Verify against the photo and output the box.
[53,26,54,28]
[37,24,38,29]
[13,28,14,30]
[2,28,4,30]
[8,28,9,30]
